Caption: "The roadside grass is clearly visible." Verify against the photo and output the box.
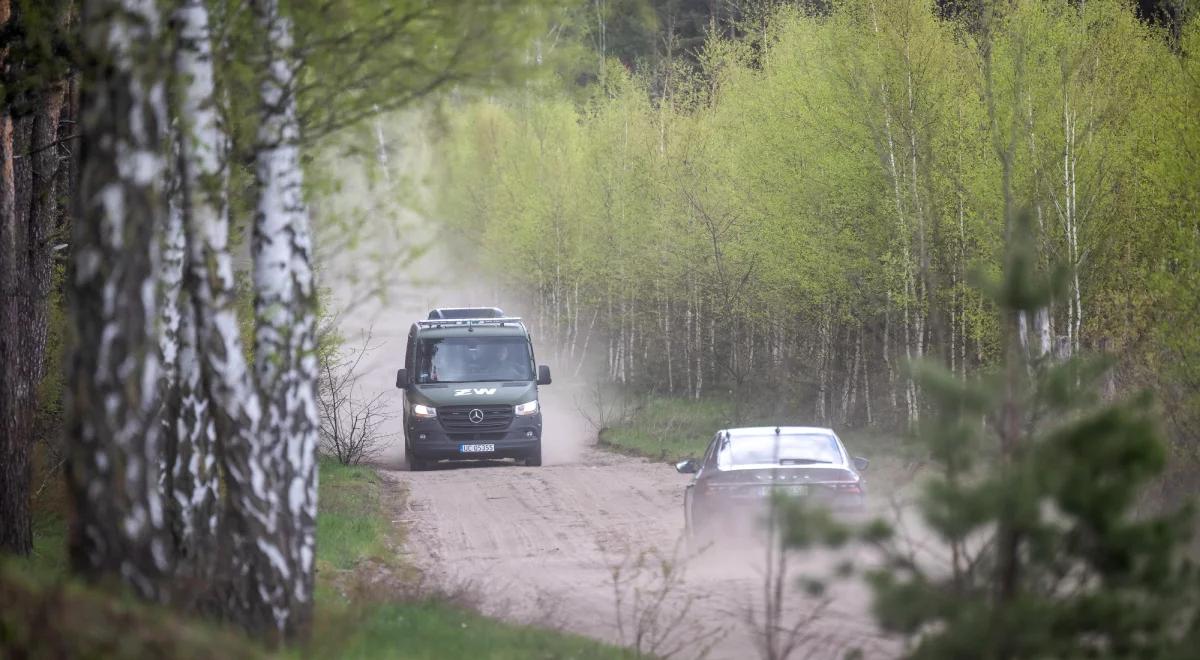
[599,396,919,459]
[311,598,632,660]
[316,458,403,575]
[0,561,268,659]
[598,398,737,461]
[598,396,924,498]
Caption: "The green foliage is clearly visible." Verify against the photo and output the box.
[0,0,74,111]
[214,0,557,153]
[433,0,1200,443]
[852,214,1200,658]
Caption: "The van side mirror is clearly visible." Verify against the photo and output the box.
[395,368,408,389]
[675,458,699,474]
[853,456,870,472]
[537,365,552,386]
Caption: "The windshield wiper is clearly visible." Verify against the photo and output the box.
[778,458,832,465]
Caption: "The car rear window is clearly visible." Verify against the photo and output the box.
[719,433,843,468]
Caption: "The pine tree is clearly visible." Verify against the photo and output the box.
[860,211,1200,658]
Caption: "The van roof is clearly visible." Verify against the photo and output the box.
[413,317,529,339]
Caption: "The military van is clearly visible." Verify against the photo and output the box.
[395,308,551,470]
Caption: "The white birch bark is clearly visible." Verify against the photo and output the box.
[160,131,218,579]
[251,0,320,638]
[170,0,258,591]
[161,145,184,415]
[69,0,172,600]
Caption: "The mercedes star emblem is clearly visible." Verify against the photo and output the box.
[468,408,485,424]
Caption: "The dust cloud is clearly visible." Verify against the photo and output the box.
[317,111,598,469]
[314,113,898,659]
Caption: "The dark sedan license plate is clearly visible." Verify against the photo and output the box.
[459,443,495,453]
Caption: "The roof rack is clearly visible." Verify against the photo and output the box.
[427,307,504,320]
[415,316,526,330]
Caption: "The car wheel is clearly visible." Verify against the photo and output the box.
[525,443,542,467]
[409,456,429,471]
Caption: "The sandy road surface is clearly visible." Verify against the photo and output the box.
[333,274,892,658]
[380,450,893,659]
[321,131,894,658]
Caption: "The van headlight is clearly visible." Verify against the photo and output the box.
[412,403,437,418]
[514,400,539,416]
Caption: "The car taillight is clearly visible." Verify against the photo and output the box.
[831,482,863,494]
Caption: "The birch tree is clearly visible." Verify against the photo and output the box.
[166,0,299,635]
[160,0,233,585]
[66,0,172,599]
[433,0,1192,440]
[249,0,319,638]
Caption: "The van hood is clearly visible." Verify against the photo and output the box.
[407,381,537,407]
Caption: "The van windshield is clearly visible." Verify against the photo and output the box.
[415,336,534,384]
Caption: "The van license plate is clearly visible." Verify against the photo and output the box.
[460,444,495,453]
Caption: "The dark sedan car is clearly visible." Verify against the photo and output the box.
[676,426,869,541]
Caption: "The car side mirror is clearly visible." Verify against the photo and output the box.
[537,365,552,385]
[395,368,408,389]
[675,458,699,474]
[853,456,870,472]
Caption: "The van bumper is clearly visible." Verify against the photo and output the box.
[406,413,542,461]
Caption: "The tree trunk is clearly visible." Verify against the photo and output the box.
[250,0,320,640]
[67,0,172,599]
[0,68,30,555]
[0,0,23,550]
[162,5,230,584]
[160,147,220,586]
[0,0,68,556]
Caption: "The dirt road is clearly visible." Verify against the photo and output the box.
[380,446,892,659]
[329,267,890,655]
[321,129,894,658]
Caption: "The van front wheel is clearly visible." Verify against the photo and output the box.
[524,444,542,467]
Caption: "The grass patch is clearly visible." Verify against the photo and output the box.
[310,599,631,660]
[317,458,398,573]
[0,561,267,659]
[598,396,917,466]
[599,398,736,461]
[25,441,70,578]
[599,397,928,503]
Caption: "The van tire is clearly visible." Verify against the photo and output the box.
[525,444,542,467]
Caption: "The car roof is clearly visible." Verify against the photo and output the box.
[720,426,837,437]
